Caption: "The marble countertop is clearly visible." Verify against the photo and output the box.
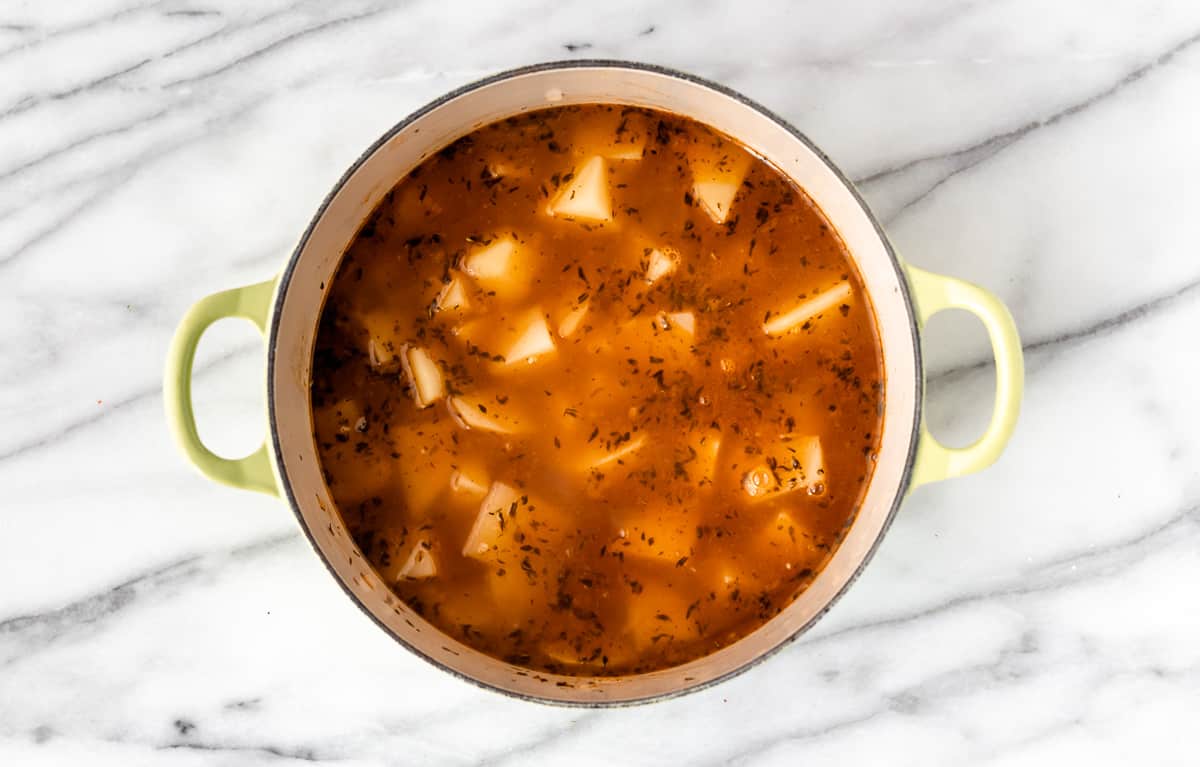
[3,1,1198,764]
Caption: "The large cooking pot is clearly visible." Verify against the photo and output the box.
[164,61,1023,705]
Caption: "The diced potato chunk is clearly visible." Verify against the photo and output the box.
[625,581,699,649]
[395,539,437,580]
[692,179,738,224]
[397,184,442,226]
[462,482,520,559]
[462,236,535,302]
[606,140,645,161]
[611,510,694,565]
[690,152,751,225]
[487,566,542,617]
[548,156,612,222]
[761,510,823,571]
[486,159,531,179]
[741,435,826,501]
[400,345,445,409]
[741,464,780,499]
[597,314,697,375]
[435,277,470,313]
[450,466,489,497]
[450,318,490,350]
[657,311,695,336]
[390,421,454,516]
[644,248,678,284]
[463,237,515,280]
[359,313,404,372]
[556,299,590,338]
[581,433,647,475]
[502,311,556,365]
[462,482,565,564]
[541,639,597,668]
[685,430,722,487]
[762,281,852,337]
[447,395,525,434]
[572,108,649,161]
[312,398,363,443]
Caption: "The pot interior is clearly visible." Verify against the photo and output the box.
[268,63,919,704]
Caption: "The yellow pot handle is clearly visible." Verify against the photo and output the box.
[906,265,1024,489]
[163,278,279,496]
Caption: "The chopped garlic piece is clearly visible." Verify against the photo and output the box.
[396,540,437,579]
[644,248,678,284]
[400,346,445,408]
[557,300,590,338]
[548,156,612,222]
[763,282,852,337]
[503,312,556,364]
[462,482,519,559]
[447,396,523,434]
[435,277,469,313]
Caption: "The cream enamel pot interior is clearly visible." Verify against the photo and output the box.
[164,61,1023,705]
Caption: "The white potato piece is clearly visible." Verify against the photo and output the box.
[463,236,536,301]
[658,311,695,336]
[548,156,612,222]
[687,430,722,486]
[400,346,445,408]
[435,277,470,313]
[582,433,647,474]
[450,467,490,497]
[463,237,515,280]
[644,248,678,285]
[557,299,590,338]
[625,581,699,649]
[391,421,454,516]
[762,281,852,337]
[606,140,644,161]
[397,184,442,226]
[690,152,751,224]
[503,311,556,364]
[462,482,520,559]
[486,160,531,179]
[357,313,405,372]
[741,434,826,501]
[395,540,437,580]
[761,510,821,567]
[572,109,649,162]
[612,512,694,565]
[313,398,363,441]
[447,396,524,434]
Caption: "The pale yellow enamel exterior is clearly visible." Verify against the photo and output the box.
[163,278,280,496]
[905,265,1024,488]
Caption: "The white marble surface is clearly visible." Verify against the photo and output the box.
[3,0,1199,763]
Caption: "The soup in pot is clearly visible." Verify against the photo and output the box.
[310,105,884,675]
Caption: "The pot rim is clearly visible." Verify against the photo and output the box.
[265,59,923,706]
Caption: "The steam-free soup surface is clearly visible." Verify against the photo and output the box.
[311,105,883,675]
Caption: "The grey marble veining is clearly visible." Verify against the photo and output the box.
[2,1,1198,764]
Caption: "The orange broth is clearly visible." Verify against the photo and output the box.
[310,104,884,675]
